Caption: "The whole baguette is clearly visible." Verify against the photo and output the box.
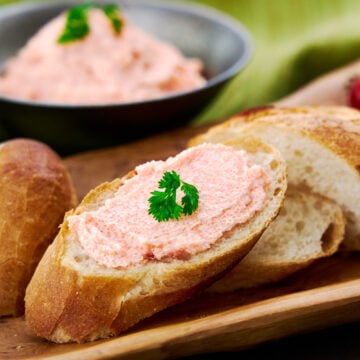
[209,186,345,292]
[25,137,287,343]
[0,138,77,317]
[276,59,360,107]
[189,105,360,250]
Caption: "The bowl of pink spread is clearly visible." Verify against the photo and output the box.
[0,0,252,154]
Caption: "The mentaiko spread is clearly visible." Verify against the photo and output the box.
[0,9,205,104]
[67,144,270,268]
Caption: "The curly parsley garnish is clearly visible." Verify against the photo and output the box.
[148,171,199,222]
[58,2,122,44]
[102,4,122,33]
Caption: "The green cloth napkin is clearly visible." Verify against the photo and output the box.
[187,0,360,125]
[1,0,360,127]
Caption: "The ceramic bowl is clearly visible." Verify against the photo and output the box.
[0,0,252,154]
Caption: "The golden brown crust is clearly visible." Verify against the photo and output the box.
[0,138,77,317]
[190,106,360,174]
[209,259,312,292]
[253,107,360,171]
[189,105,360,249]
[25,139,287,343]
[210,191,346,291]
[25,194,263,343]
[110,238,256,337]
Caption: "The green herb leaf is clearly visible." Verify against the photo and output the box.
[181,182,199,216]
[57,2,122,44]
[102,4,123,34]
[159,170,180,190]
[57,4,91,44]
[148,171,199,222]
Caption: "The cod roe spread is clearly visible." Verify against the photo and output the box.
[0,9,205,104]
[67,143,270,268]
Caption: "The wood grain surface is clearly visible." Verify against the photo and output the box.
[2,58,360,359]
[1,121,360,359]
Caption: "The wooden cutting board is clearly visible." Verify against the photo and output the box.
[1,122,360,360]
[63,124,209,200]
[2,58,360,359]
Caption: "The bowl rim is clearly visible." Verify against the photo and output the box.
[0,0,253,109]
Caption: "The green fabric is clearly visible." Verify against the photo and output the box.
[185,0,360,125]
[2,0,360,126]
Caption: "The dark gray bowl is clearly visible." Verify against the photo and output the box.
[0,0,252,155]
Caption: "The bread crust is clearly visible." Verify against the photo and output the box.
[0,138,77,317]
[25,138,287,343]
[189,105,360,249]
[209,186,346,292]
[190,106,360,171]
[276,59,360,108]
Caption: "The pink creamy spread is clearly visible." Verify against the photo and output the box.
[67,144,270,268]
[0,9,205,104]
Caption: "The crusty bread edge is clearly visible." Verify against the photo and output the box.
[0,139,77,317]
[209,186,346,292]
[25,137,287,343]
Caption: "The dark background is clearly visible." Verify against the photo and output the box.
[183,322,360,359]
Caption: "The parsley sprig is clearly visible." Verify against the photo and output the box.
[148,171,199,222]
[58,2,123,44]
[57,4,90,44]
[102,4,122,33]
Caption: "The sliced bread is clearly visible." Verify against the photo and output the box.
[189,106,360,250]
[209,186,345,292]
[25,137,287,343]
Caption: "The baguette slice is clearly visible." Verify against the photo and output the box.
[209,186,345,292]
[25,137,287,343]
[189,105,360,250]
[0,139,77,317]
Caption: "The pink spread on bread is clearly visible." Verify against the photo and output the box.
[67,144,270,268]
